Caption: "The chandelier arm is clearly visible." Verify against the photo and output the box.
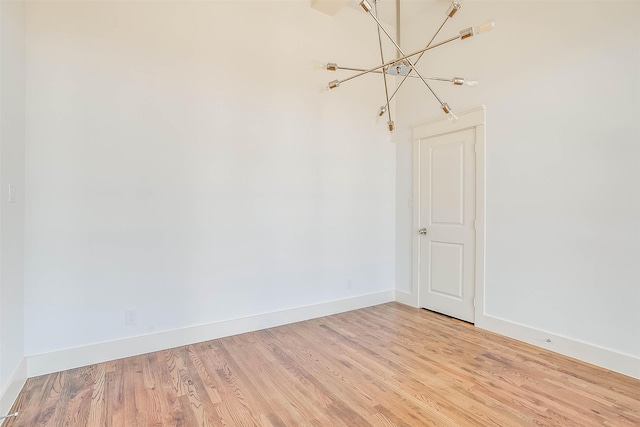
[332,35,460,87]
[336,66,455,82]
[382,16,450,111]
[374,1,393,125]
[364,7,445,106]
[418,76,454,83]
[426,17,451,54]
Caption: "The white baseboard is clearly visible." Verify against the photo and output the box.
[24,288,638,392]
[394,290,418,307]
[0,358,27,421]
[476,313,640,380]
[28,290,395,377]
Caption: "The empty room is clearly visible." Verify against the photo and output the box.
[0,0,639,425]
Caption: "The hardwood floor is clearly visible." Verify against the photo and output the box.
[6,303,640,426]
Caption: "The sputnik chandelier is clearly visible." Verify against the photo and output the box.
[317,0,494,139]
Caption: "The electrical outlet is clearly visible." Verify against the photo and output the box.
[125,308,138,326]
[8,184,16,203]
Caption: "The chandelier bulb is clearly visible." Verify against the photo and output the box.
[310,60,327,70]
[476,20,496,34]
[453,77,479,86]
[446,1,462,18]
[378,105,387,117]
[388,131,397,143]
[442,103,458,122]
[460,20,495,40]
[388,121,396,143]
[310,61,338,71]
[359,0,373,13]
[388,120,395,132]
[328,80,340,90]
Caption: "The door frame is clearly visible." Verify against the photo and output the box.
[411,106,486,324]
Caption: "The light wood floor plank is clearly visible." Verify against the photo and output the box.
[6,303,640,426]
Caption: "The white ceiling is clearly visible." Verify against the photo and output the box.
[311,0,451,26]
[343,0,447,27]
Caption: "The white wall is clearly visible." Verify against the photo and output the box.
[396,1,640,370]
[24,1,396,357]
[0,0,26,414]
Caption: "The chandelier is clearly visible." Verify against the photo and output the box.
[316,0,494,139]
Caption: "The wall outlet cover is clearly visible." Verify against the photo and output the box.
[125,309,138,326]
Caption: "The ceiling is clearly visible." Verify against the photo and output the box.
[340,0,448,27]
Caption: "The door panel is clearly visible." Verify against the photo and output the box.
[431,142,464,225]
[419,128,475,322]
[429,241,463,298]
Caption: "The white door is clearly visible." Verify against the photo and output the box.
[418,128,476,322]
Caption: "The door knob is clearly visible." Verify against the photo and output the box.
[418,228,428,235]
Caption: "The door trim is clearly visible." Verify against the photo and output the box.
[411,106,485,324]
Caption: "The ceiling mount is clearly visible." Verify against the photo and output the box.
[386,60,410,77]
